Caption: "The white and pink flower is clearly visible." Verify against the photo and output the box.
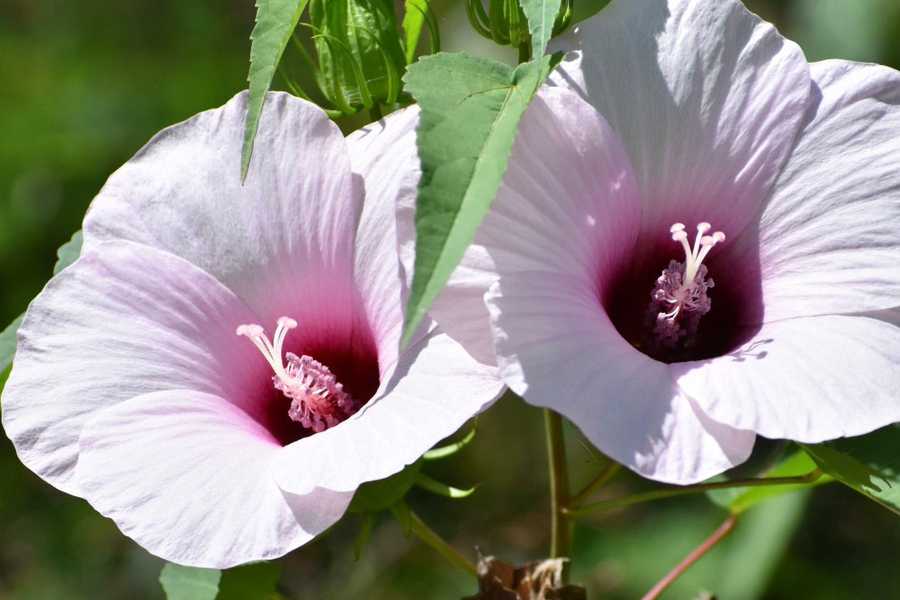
[420,0,900,484]
[1,92,502,567]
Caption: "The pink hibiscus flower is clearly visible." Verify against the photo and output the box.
[1,92,501,567]
[416,0,900,484]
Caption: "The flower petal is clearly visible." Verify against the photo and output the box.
[346,106,421,373]
[674,315,900,442]
[487,270,754,484]
[402,87,640,365]
[755,61,900,321]
[1,240,266,494]
[75,391,352,568]
[83,91,361,328]
[550,0,812,236]
[273,329,503,495]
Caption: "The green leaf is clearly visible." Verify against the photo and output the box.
[242,0,310,180]
[519,0,562,57]
[0,315,23,376]
[803,425,900,516]
[1,229,82,376]
[401,52,561,344]
[403,0,439,64]
[349,461,422,513]
[423,422,476,460]
[708,450,831,514]
[159,564,221,600]
[415,472,476,499]
[218,562,282,600]
[53,229,83,275]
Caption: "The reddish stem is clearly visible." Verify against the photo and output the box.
[641,514,738,600]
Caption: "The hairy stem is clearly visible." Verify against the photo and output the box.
[565,469,823,517]
[544,409,571,559]
[402,507,477,577]
[641,515,738,600]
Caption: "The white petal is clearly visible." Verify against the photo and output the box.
[756,61,900,321]
[487,270,753,484]
[75,391,351,568]
[83,91,361,327]
[674,314,900,442]
[273,330,503,495]
[347,105,421,372]
[1,240,265,494]
[550,0,812,235]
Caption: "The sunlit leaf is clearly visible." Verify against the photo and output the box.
[708,450,831,514]
[803,425,900,516]
[424,421,477,460]
[415,472,476,499]
[242,0,310,180]
[401,52,561,344]
[518,0,562,57]
[159,564,221,600]
[403,0,440,64]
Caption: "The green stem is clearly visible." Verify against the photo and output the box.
[641,515,738,600]
[565,469,822,518]
[402,507,477,577]
[569,462,621,508]
[369,103,384,122]
[544,409,571,559]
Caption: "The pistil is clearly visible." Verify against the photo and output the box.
[237,317,359,433]
[644,223,725,355]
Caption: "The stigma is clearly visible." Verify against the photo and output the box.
[236,317,359,433]
[645,222,726,354]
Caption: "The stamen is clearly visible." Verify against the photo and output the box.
[644,222,725,355]
[236,317,359,433]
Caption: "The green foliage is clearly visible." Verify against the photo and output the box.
[53,229,83,275]
[403,0,440,65]
[519,0,562,56]
[349,461,423,513]
[159,564,221,600]
[218,562,282,600]
[0,315,22,376]
[160,562,282,600]
[400,51,561,344]
[415,472,476,499]
[242,0,310,180]
[0,230,82,378]
[308,0,405,113]
[423,422,477,460]
[708,450,830,515]
[804,425,900,516]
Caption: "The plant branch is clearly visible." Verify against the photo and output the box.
[641,515,738,600]
[565,469,822,518]
[569,462,622,508]
[544,409,571,559]
[402,507,477,577]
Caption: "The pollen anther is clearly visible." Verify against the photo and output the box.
[237,317,359,433]
[645,222,726,354]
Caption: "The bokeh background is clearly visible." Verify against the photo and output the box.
[2,1,899,598]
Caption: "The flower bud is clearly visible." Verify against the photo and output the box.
[465,0,574,55]
[308,0,406,115]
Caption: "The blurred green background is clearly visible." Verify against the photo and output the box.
[1,1,899,598]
